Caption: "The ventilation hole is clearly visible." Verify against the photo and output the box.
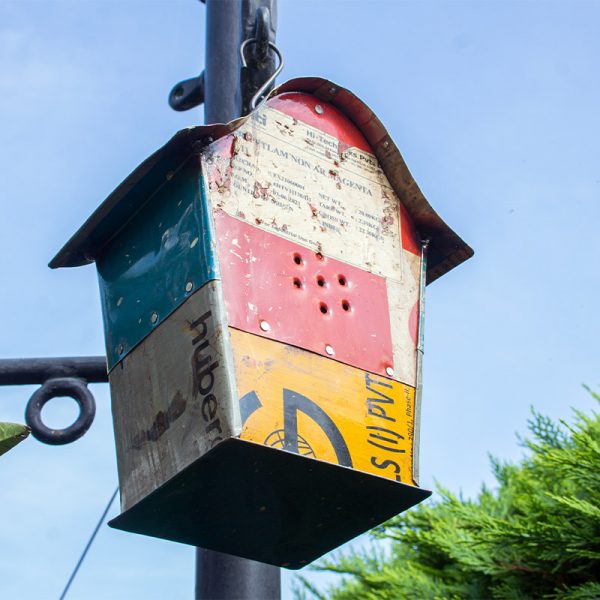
[317,276,326,287]
[315,252,324,261]
[342,300,350,311]
[293,253,302,265]
[338,275,347,286]
[293,277,302,288]
[319,302,328,314]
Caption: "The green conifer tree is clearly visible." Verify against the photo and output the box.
[298,390,600,599]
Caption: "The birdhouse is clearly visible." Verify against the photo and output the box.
[50,78,472,569]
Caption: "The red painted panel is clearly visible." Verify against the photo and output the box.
[214,211,394,377]
[400,202,420,256]
[266,92,372,154]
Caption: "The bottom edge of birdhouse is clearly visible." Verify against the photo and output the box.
[108,438,431,569]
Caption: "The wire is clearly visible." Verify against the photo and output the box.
[59,486,119,600]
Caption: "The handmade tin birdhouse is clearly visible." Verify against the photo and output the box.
[50,78,472,568]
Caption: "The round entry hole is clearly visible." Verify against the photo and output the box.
[316,276,326,287]
[319,302,329,314]
[338,275,347,286]
[293,253,303,265]
[293,277,302,289]
[342,300,351,312]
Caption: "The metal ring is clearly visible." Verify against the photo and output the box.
[240,38,285,111]
[25,377,96,445]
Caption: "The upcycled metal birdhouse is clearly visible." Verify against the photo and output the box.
[50,78,472,568]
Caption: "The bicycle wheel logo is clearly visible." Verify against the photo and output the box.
[240,388,352,467]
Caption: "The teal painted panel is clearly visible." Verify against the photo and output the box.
[97,158,218,370]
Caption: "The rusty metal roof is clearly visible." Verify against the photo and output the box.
[50,77,472,283]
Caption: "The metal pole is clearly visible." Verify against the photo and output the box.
[0,356,107,386]
[196,1,281,598]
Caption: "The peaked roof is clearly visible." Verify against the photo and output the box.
[50,77,473,284]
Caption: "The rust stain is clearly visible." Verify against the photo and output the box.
[381,189,397,235]
[253,181,271,200]
[131,391,187,449]
[240,354,259,368]
[231,136,241,156]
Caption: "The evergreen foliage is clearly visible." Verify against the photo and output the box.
[0,421,29,456]
[298,390,600,599]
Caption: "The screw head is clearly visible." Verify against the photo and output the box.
[118,344,124,355]
[151,312,158,324]
[386,366,394,377]
[325,344,334,356]
[259,320,271,332]
[315,104,324,115]
[185,281,193,293]
[383,140,390,148]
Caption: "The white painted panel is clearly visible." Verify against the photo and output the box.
[202,105,404,282]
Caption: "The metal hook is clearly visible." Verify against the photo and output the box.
[240,38,284,111]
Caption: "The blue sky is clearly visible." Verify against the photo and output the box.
[1,1,599,598]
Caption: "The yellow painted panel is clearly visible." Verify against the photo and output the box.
[231,328,416,486]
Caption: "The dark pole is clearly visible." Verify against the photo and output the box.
[204,0,243,124]
[195,1,281,599]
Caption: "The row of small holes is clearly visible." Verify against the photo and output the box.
[292,253,350,313]
[292,254,347,285]
[293,253,342,275]
[295,275,346,288]
[320,300,351,313]
[275,253,391,374]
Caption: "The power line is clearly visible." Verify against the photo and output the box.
[59,486,119,600]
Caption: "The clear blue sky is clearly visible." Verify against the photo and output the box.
[1,1,599,598]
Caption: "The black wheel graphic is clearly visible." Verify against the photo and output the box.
[264,429,316,458]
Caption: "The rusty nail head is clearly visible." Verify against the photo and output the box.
[315,104,324,115]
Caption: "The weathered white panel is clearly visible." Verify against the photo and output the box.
[387,251,421,387]
[109,280,240,511]
[202,106,404,282]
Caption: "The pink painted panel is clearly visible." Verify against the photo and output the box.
[214,210,395,377]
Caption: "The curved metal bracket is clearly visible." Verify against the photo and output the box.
[240,38,284,111]
[169,71,205,112]
[0,356,107,446]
